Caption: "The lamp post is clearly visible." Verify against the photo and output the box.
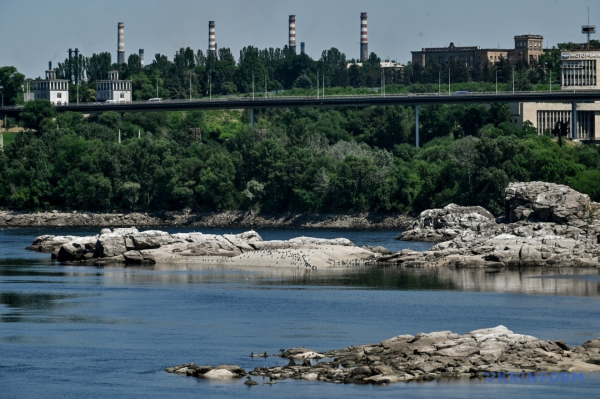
[0,85,4,108]
[512,66,515,94]
[495,69,498,94]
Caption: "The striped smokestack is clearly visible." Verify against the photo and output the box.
[209,21,216,54]
[139,49,145,68]
[289,15,296,53]
[118,22,125,64]
[360,13,368,62]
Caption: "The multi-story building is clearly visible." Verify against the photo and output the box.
[33,63,69,105]
[411,34,545,68]
[96,71,132,103]
[560,50,600,90]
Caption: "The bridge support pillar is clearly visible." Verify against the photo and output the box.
[415,105,420,148]
[571,102,577,139]
[250,109,255,128]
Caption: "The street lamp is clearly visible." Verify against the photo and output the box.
[512,66,515,94]
[0,85,4,108]
[495,69,498,94]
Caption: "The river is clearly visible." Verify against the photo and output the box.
[1,227,600,398]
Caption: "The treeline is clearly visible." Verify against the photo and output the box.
[0,39,588,106]
[1,100,599,215]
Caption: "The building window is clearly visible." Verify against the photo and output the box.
[120,93,124,99]
[57,93,62,99]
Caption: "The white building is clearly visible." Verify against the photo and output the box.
[508,49,600,141]
[33,64,69,105]
[96,71,132,103]
[561,50,600,90]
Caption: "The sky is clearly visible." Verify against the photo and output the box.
[1,0,599,78]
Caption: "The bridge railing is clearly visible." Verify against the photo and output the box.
[2,90,600,111]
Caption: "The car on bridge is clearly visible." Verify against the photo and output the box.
[454,91,470,95]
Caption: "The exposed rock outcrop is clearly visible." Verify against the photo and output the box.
[246,326,600,384]
[166,364,246,379]
[167,327,600,385]
[386,182,600,268]
[397,204,496,242]
[27,228,381,269]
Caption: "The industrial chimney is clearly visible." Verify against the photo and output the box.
[74,48,79,84]
[301,42,305,55]
[118,22,125,64]
[49,61,52,71]
[139,49,145,68]
[289,15,296,53]
[360,13,368,62]
[208,21,216,55]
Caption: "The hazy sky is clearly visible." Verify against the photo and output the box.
[1,0,598,78]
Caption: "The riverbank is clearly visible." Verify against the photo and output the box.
[0,210,413,229]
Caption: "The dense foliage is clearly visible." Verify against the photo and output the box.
[1,100,599,215]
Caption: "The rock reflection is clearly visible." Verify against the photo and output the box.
[91,264,600,297]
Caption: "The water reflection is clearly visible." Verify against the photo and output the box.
[21,263,598,297]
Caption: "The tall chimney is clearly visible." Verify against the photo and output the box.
[74,48,79,84]
[118,22,125,64]
[301,42,305,54]
[139,49,145,68]
[360,12,368,62]
[289,15,296,53]
[209,21,216,55]
[68,48,73,83]
[49,61,52,70]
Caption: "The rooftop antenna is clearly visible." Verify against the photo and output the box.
[582,7,596,50]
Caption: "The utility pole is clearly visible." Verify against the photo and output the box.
[549,71,552,93]
[438,69,441,94]
[323,73,325,97]
[317,70,319,99]
[265,71,267,99]
[156,77,159,98]
[189,73,192,100]
[495,69,498,94]
[252,72,255,100]
[448,68,451,95]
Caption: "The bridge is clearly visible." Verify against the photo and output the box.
[2,90,600,146]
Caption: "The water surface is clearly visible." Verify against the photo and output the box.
[1,227,599,398]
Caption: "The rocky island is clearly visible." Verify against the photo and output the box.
[166,326,600,385]
[383,181,600,268]
[27,228,385,269]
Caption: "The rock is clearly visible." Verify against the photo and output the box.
[57,242,87,262]
[397,204,495,242]
[583,338,600,350]
[123,250,156,264]
[235,326,600,386]
[505,182,590,225]
[96,236,127,258]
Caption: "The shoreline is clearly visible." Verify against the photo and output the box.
[0,210,413,229]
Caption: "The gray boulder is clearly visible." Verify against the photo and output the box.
[505,182,591,226]
[397,204,495,242]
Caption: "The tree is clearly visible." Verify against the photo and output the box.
[86,52,112,83]
[20,100,57,131]
[0,66,26,105]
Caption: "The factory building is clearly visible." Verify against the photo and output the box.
[96,71,132,103]
[411,34,545,68]
[33,62,69,105]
